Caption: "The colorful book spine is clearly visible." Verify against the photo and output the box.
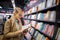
[45,24,49,34]
[36,33,43,40]
[50,25,54,37]
[37,13,41,20]
[31,21,36,27]
[46,0,53,8]
[42,24,46,33]
[44,11,51,21]
[49,11,56,22]
[30,28,34,35]
[40,13,45,20]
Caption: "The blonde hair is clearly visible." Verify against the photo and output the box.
[13,7,23,15]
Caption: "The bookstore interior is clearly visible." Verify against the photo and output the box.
[0,0,60,40]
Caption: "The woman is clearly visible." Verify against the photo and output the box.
[3,7,26,40]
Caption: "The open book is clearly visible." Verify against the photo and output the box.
[22,24,31,31]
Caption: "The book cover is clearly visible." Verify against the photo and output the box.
[24,20,28,25]
[35,22,44,31]
[45,37,49,40]
[39,3,42,10]
[37,13,41,20]
[55,28,60,40]
[30,8,33,14]
[37,4,40,11]
[42,24,46,33]
[31,15,36,19]
[47,25,52,36]
[49,11,56,22]
[32,7,36,13]
[31,21,36,27]
[36,33,43,40]
[41,2,46,10]
[45,24,49,34]
[33,31,39,38]
[41,36,46,40]
[57,0,60,5]
[44,11,51,21]
[42,24,49,34]
[24,16,28,19]
[40,13,45,20]
[28,15,31,19]
[25,32,32,40]
[30,28,34,35]
[52,0,56,5]
[50,25,54,37]
[24,12,28,15]
[35,14,38,20]
[28,10,30,14]
[46,0,53,8]
[28,27,32,32]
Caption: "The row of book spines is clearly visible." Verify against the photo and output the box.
[26,22,54,37]
[24,0,59,15]
[32,31,50,40]
[24,11,56,22]
[36,23,54,37]
[35,33,49,40]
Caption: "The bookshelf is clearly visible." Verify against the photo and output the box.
[23,0,60,40]
[24,4,60,16]
[31,26,54,40]
[24,18,60,25]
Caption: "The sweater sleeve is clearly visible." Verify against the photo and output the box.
[4,19,21,38]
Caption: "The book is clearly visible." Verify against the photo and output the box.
[39,3,42,10]
[37,4,40,11]
[45,37,49,40]
[52,0,56,5]
[40,13,45,20]
[28,10,30,14]
[24,16,28,19]
[42,24,49,34]
[31,21,36,27]
[22,24,31,31]
[37,13,41,20]
[24,20,28,25]
[25,32,32,40]
[35,22,44,31]
[36,33,43,40]
[44,11,51,21]
[41,0,46,10]
[32,7,36,13]
[35,14,38,19]
[45,24,49,34]
[41,36,46,40]
[49,11,56,22]
[31,14,37,19]
[57,0,60,5]
[29,28,34,35]
[33,31,39,38]
[30,8,33,14]
[28,15,31,19]
[46,0,53,8]
[50,25,54,37]
[0,15,4,24]
[24,12,28,15]
[28,27,32,32]
[42,24,46,33]
[55,28,60,40]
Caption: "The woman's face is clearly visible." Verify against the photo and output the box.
[16,13,22,20]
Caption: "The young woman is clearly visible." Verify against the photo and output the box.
[3,7,26,40]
